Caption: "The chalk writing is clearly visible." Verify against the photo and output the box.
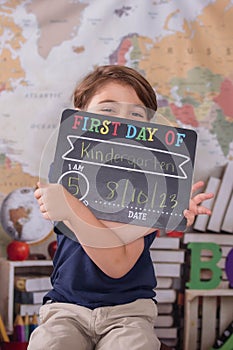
[50,109,197,230]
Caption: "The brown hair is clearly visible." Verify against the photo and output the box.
[73,65,157,120]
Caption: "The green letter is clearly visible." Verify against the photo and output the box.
[186,242,222,289]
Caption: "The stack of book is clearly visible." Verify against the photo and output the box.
[150,235,185,348]
[194,161,233,233]
[14,274,52,317]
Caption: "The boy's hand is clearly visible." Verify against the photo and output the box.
[184,181,214,227]
[34,182,73,222]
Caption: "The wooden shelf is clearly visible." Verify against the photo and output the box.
[184,289,233,350]
[0,259,53,334]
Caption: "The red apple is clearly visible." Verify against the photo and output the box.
[48,240,57,259]
[7,240,30,261]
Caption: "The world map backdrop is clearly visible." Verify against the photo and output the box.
[0,0,233,247]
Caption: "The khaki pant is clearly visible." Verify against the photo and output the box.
[28,299,161,350]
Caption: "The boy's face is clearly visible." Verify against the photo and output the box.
[86,82,148,121]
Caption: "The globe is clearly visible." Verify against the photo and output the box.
[0,187,53,244]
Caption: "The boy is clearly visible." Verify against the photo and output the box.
[29,65,213,350]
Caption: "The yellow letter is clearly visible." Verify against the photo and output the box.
[100,120,111,134]
[147,127,158,141]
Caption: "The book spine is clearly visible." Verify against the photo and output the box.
[154,315,174,327]
[150,236,180,250]
[193,177,221,231]
[221,192,233,233]
[157,303,173,314]
[156,277,173,289]
[14,290,49,304]
[207,161,233,232]
[150,249,185,263]
[156,289,176,303]
[183,233,233,246]
[14,276,52,292]
[154,327,177,339]
[14,303,41,317]
[154,263,181,278]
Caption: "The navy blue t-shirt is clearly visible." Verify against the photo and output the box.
[44,225,157,309]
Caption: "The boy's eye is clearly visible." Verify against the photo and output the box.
[99,103,119,115]
[130,109,147,119]
[101,108,114,112]
[100,107,118,116]
[131,112,144,118]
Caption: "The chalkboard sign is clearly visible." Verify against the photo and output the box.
[50,109,197,231]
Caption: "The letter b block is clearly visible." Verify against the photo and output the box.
[186,242,222,289]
